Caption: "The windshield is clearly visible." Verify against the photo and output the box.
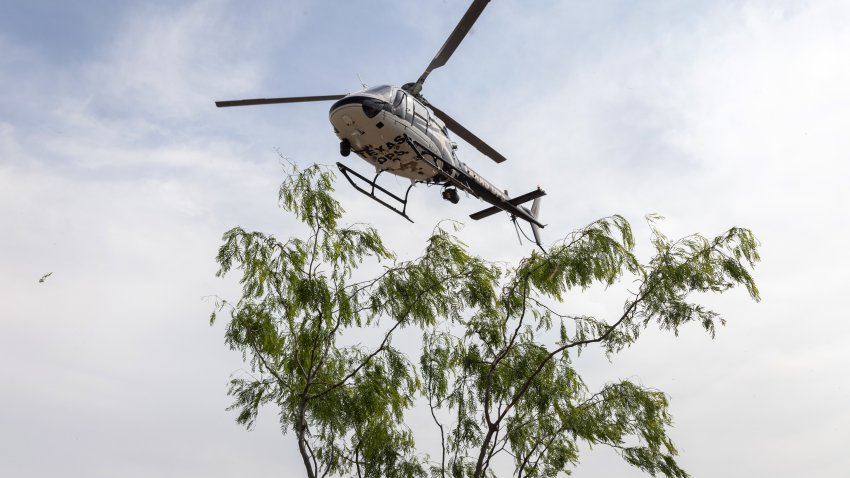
[362,85,393,100]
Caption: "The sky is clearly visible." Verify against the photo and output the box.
[1,0,849,476]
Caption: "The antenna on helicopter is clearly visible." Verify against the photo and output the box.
[356,73,368,90]
[512,217,523,245]
[512,215,546,253]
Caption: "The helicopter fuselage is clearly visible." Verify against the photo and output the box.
[217,0,547,244]
[328,85,508,206]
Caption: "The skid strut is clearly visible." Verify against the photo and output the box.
[337,162,415,223]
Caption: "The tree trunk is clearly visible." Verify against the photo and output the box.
[473,427,497,478]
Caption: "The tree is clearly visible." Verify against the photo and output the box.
[210,162,760,478]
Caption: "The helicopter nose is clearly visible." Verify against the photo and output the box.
[329,97,366,140]
[329,95,361,117]
[329,97,362,129]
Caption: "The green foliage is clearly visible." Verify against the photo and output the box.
[211,162,760,478]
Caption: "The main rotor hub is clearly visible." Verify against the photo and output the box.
[401,82,423,97]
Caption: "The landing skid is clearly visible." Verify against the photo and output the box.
[336,162,415,223]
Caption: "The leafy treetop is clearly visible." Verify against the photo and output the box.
[211,162,760,478]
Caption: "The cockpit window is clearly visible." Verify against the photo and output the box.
[362,97,389,118]
[432,117,448,135]
[363,85,393,100]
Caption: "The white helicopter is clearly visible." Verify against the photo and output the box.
[216,0,546,246]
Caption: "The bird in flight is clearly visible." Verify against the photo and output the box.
[38,272,53,283]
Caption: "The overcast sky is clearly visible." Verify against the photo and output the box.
[2,1,849,476]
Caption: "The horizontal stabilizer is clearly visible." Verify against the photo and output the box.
[470,187,546,220]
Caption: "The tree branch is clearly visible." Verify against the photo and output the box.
[308,319,402,401]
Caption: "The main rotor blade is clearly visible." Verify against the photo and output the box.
[215,94,346,108]
[415,0,491,90]
[428,103,507,163]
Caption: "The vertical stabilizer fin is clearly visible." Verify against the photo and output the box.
[530,197,543,248]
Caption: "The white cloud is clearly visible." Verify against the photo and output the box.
[84,0,290,119]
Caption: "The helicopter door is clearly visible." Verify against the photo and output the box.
[411,98,429,134]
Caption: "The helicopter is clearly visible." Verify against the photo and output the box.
[216,0,546,246]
